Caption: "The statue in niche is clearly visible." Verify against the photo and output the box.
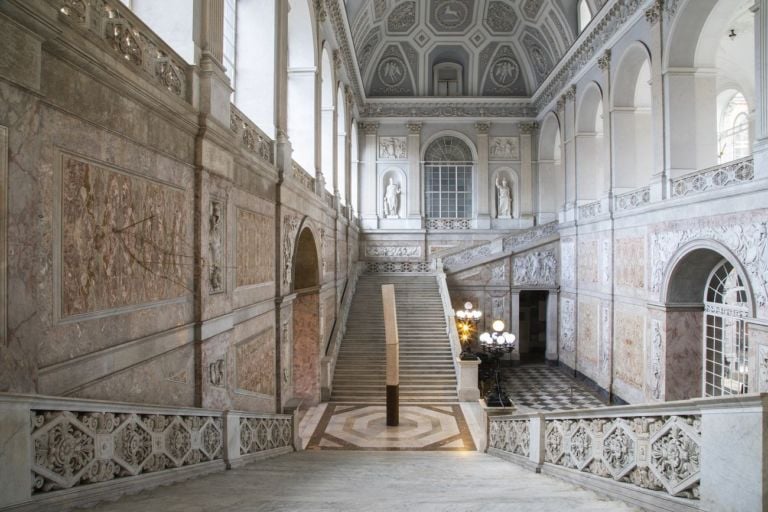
[383,177,401,218]
[495,176,512,218]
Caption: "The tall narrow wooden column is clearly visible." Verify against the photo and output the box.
[382,284,399,426]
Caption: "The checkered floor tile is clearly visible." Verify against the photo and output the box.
[499,365,606,411]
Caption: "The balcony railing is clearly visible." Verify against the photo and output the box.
[670,156,754,198]
[291,161,315,193]
[614,186,650,212]
[230,105,274,165]
[425,218,472,230]
[578,200,602,220]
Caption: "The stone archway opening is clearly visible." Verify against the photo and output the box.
[291,227,321,405]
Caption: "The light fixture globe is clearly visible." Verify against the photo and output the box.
[464,301,474,310]
[492,320,505,332]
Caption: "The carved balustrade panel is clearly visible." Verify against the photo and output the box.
[670,157,754,199]
[230,105,274,165]
[239,416,293,455]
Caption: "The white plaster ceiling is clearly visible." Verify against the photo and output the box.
[346,0,583,98]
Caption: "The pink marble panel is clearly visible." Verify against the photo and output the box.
[614,311,644,389]
[236,329,276,396]
[664,310,702,401]
[578,240,598,285]
[615,237,645,289]
[293,293,320,403]
[577,299,598,368]
[236,208,274,287]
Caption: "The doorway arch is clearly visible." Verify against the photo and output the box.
[291,225,322,405]
[661,242,754,400]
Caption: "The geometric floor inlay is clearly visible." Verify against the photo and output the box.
[307,404,476,451]
[501,364,606,411]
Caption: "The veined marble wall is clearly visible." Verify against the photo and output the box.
[0,5,358,414]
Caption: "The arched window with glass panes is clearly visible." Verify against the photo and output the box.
[717,91,751,164]
[423,136,474,224]
[704,260,750,396]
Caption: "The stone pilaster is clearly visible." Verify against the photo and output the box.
[563,85,577,222]
[519,122,537,219]
[753,0,768,180]
[598,50,613,201]
[197,0,231,127]
[406,121,423,227]
[546,291,559,362]
[645,0,667,200]
[475,122,491,229]
[360,122,379,229]
[510,291,521,362]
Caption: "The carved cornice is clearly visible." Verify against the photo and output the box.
[474,122,491,135]
[518,122,539,135]
[362,122,379,135]
[406,121,423,135]
[332,49,342,70]
[565,85,577,101]
[314,0,327,22]
[556,96,565,112]
[361,100,535,119]
[325,0,365,108]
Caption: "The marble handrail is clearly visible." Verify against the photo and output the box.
[487,393,768,512]
[0,393,293,511]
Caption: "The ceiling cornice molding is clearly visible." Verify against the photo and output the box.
[360,98,535,120]
[326,0,368,111]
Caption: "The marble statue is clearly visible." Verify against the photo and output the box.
[496,176,512,218]
[384,178,401,218]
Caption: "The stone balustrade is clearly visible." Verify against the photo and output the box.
[614,186,651,212]
[0,394,294,512]
[578,200,603,220]
[487,394,768,512]
[291,161,316,194]
[230,105,274,165]
[425,218,473,231]
[670,156,754,198]
[364,261,433,273]
[53,0,190,103]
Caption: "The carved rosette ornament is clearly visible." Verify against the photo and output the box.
[597,49,612,72]
[314,0,327,22]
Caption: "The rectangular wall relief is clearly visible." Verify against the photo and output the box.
[236,208,274,287]
[616,238,645,289]
[235,329,275,397]
[58,153,189,318]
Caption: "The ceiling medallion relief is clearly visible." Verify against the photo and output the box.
[428,0,475,34]
[386,1,417,34]
[370,45,415,96]
[485,1,518,34]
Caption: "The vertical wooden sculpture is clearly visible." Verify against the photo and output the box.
[382,284,399,426]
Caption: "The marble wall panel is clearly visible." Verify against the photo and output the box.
[615,237,645,289]
[560,239,575,289]
[748,323,768,393]
[613,308,645,392]
[323,294,336,345]
[577,239,598,286]
[577,299,598,370]
[235,328,276,397]
[293,293,320,403]
[236,207,274,287]
[0,15,41,90]
[60,154,190,318]
[201,330,231,410]
[664,310,702,401]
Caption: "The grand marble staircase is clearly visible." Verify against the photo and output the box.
[330,274,458,403]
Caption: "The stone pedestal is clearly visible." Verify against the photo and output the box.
[457,358,481,401]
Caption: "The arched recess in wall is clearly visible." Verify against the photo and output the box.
[611,42,653,191]
[350,119,359,214]
[661,241,755,402]
[320,46,335,192]
[287,0,317,174]
[234,0,276,137]
[665,0,754,173]
[537,112,563,223]
[490,168,520,219]
[336,85,347,203]
[291,224,322,405]
[575,81,605,203]
[421,132,478,220]
[379,167,407,219]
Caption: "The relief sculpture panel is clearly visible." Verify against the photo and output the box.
[578,240,598,285]
[577,300,598,367]
[235,329,275,396]
[616,238,645,289]
[60,155,189,317]
[614,311,645,389]
[236,208,274,287]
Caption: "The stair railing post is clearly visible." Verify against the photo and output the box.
[382,284,399,426]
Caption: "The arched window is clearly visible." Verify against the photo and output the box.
[223,0,236,86]
[433,62,463,97]
[424,136,474,219]
[717,91,750,163]
[704,260,750,397]
[578,0,592,33]
[336,85,347,203]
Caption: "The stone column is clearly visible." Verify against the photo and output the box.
[545,290,559,363]
[197,0,231,127]
[406,121,423,228]
[273,0,292,171]
[475,122,491,229]
[598,50,613,203]
[753,0,768,179]
[519,122,536,221]
[564,85,577,220]
[645,1,668,200]
[510,290,521,362]
[360,122,379,229]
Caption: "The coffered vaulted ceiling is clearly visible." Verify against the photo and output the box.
[345,0,583,98]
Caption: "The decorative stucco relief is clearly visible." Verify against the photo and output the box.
[378,136,407,159]
[513,250,557,286]
[759,344,768,393]
[649,320,664,400]
[282,215,301,288]
[208,200,224,293]
[365,245,421,258]
[578,240,598,285]
[560,298,575,353]
[616,238,645,289]
[236,208,274,287]
[578,300,598,366]
[560,240,575,288]
[600,303,611,374]
[614,311,645,389]
[235,330,275,397]
[650,219,768,309]
[601,239,611,285]
[60,155,188,317]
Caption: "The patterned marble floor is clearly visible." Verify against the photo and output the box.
[307,404,476,451]
[501,364,606,411]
